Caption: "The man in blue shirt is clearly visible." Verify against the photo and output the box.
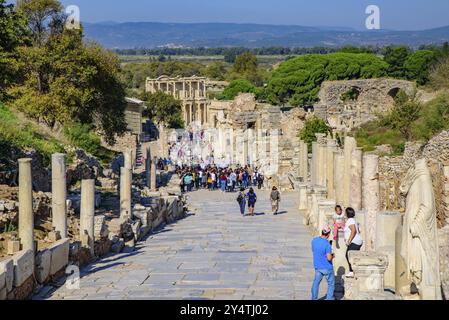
[311,226,335,300]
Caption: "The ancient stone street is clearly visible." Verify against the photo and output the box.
[37,190,320,300]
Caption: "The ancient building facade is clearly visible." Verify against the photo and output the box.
[145,75,208,126]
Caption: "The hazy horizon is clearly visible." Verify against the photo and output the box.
[55,0,449,31]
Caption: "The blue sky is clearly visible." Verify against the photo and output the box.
[53,0,449,30]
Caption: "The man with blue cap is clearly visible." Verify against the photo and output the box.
[311,226,335,300]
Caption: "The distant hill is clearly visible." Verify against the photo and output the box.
[82,22,449,49]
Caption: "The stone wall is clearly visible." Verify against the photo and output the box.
[315,78,416,130]
[378,132,449,228]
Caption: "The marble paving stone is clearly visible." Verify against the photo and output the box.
[37,190,318,300]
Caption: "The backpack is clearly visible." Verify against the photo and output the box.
[271,191,280,201]
[236,193,244,203]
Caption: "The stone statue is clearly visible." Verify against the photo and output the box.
[399,158,442,300]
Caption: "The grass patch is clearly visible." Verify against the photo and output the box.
[0,103,65,166]
[63,122,115,164]
[354,93,449,156]
[354,123,406,156]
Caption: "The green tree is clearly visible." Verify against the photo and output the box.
[384,46,410,78]
[204,61,228,80]
[227,51,266,86]
[0,0,29,99]
[232,51,258,75]
[17,0,63,46]
[429,56,449,90]
[267,52,388,106]
[9,17,127,144]
[389,90,421,140]
[224,48,239,63]
[220,79,256,100]
[299,116,330,150]
[404,50,437,85]
[140,91,184,129]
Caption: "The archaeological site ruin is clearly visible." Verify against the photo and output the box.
[1,74,448,301]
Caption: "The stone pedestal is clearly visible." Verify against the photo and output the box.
[350,148,363,210]
[395,224,411,296]
[349,251,388,294]
[18,159,34,255]
[51,153,67,238]
[376,212,402,249]
[318,200,336,235]
[298,184,308,212]
[355,210,367,251]
[80,179,95,256]
[375,212,402,290]
[362,154,379,251]
[333,230,349,277]
[120,167,132,219]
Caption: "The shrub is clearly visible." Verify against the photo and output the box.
[299,117,331,151]
[63,123,102,155]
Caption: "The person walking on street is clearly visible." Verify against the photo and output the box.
[247,188,257,216]
[311,226,335,300]
[237,187,246,215]
[270,186,281,215]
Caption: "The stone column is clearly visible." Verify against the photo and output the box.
[124,149,133,170]
[159,124,166,158]
[120,167,132,219]
[311,142,318,185]
[299,140,309,182]
[362,154,380,251]
[18,158,34,254]
[51,153,67,238]
[243,132,249,166]
[343,136,356,207]
[326,139,338,199]
[333,152,345,205]
[80,179,95,256]
[150,156,157,191]
[350,148,363,210]
[318,143,327,187]
[145,147,151,188]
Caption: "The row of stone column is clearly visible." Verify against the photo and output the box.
[302,134,381,250]
[17,147,155,260]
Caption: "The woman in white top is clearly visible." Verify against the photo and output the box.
[344,207,363,278]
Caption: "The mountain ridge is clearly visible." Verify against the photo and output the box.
[81,21,449,49]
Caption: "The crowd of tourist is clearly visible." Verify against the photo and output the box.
[176,165,265,193]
